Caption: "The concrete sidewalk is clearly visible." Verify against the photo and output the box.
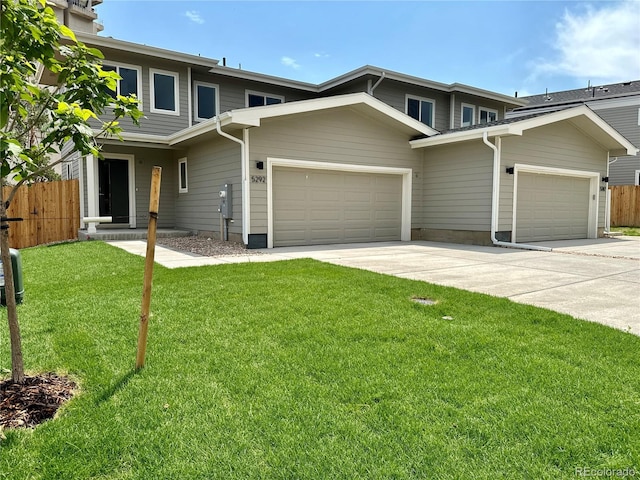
[108,237,640,335]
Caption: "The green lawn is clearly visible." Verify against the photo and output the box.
[1,242,639,479]
[612,226,640,236]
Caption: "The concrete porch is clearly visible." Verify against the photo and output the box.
[78,228,192,241]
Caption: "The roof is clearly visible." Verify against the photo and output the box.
[319,66,528,107]
[120,93,438,147]
[515,80,640,111]
[76,33,220,68]
[410,105,638,157]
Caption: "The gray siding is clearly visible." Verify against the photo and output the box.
[421,141,493,231]
[192,72,316,121]
[451,94,507,130]
[594,104,640,185]
[247,109,424,232]
[500,122,608,230]
[175,136,242,234]
[97,47,191,136]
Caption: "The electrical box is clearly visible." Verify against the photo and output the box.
[218,183,232,219]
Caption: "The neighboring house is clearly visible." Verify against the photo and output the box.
[509,81,640,186]
[56,32,637,248]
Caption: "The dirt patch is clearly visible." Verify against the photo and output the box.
[0,373,76,429]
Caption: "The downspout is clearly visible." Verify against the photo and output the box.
[604,153,615,234]
[215,117,249,245]
[368,71,386,95]
[483,132,552,252]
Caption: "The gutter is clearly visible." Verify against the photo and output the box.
[483,132,552,252]
[215,117,250,245]
[368,71,386,95]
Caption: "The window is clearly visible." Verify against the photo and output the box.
[178,158,188,193]
[461,104,475,127]
[245,90,284,107]
[194,82,218,121]
[150,68,179,115]
[102,63,142,101]
[479,107,498,124]
[635,170,640,186]
[406,95,435,127]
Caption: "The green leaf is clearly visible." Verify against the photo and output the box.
[59,25,77,42]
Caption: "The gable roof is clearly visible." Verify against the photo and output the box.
[167,92,438,146]
[410,105,638,157]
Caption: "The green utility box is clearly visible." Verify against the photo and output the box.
[1,248,24,306]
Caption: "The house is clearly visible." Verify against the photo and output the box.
[58,31,637,248]
[509,81,640,186]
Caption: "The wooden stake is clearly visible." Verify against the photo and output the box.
[135,166,162,370]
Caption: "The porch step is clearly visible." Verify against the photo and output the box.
[78,228,192,241]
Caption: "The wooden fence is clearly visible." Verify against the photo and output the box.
[3,180,80,249]
[609,185,640,227]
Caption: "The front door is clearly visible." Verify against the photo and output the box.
[99,158,130,224]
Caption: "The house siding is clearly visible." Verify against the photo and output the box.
[97,47,191,135]
[247,109,424,233]
[421,140,493,232]
[451,94,506,129]
[592,104,640,185]
[500,122,608,231]
[175,135,242,234]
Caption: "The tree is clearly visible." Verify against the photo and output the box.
[1,0,143,383]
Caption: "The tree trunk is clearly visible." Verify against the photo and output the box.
[0,189,25,384]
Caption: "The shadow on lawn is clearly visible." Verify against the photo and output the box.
[94,370,136,406]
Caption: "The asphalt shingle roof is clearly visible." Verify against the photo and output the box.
[518,80,640,108]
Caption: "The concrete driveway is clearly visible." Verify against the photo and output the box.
[110,236,640,335]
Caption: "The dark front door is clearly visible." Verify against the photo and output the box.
[99,159,130,224]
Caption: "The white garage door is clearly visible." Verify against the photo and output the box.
[516,172,591,242]
[273,167,403,247]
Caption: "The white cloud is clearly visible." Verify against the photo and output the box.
[532,1,640,83]
[314,53,330,58]
[184,10,204,25]
[281,56,300,69]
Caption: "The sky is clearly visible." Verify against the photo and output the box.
[96,0,640,97]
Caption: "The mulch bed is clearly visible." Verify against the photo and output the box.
[0,373,76,429]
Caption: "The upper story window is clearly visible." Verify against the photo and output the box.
[194,81,218,121]
[479,107,498,124]
[406,95,435,128]
[461,104,475,127]
[246,90,284,107]
[102,63,142,101]
[150,68,179,115]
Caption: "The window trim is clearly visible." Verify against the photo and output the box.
[102,62,143,107]
[478,106,498,124]
[245,90,285,107]
[461,103,476,127]
[150,68,180,116]
[193,81,219,122]
[635,169,640,186]
[178,157,188,193]
[405,94,436,128]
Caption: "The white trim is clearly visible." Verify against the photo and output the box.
[102,62,143,108]
[150,68,180,116]
[78,154,86,229]
[511,163,599,243]
[461,103,476,127]
[243,128,250,245]
[266,157,412,248]
[635,169,640,186]
[450,94,456,130]
[187,67,192,127]
[93,153,137,229]
[193,81,219,122]
[245,90,285,107]
[178,157,188,193]
[86,154,97,233]
[405,94,435,128]
[478,106,498,124]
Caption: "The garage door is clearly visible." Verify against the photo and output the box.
[273,167,403,247]
[516,172,591,242]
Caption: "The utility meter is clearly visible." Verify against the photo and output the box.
[217,183,232,219]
